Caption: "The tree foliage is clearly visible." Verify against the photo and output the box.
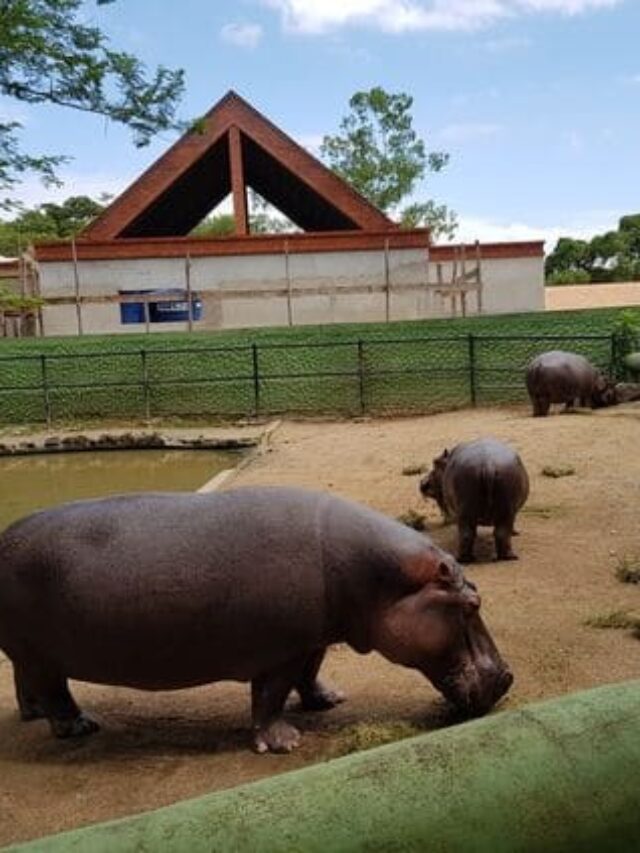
[0,194,104,255]
[0,0,185,206]
[546,217,640,284]
[320,87,455,239]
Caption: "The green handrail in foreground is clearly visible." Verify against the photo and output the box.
[9,680,640,852]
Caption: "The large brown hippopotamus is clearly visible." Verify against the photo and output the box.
[525,350,616,416]
[0,487,512,754]
[420,439,529,564]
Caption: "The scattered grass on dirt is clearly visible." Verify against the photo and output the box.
[401,463,427,476]
[615,555,640,585]
[584,610,640,638]
[334,721,423,756]
[396,510,428,531]
[521,504,562,520]
[541,464,576,478]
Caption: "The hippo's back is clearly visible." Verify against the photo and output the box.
[445,439,529,522]
[0,488,423,689]
[526,350,596,401]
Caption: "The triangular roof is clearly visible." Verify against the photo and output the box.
[83,91,394,240]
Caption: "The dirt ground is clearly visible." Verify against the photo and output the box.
[1,404,640,847]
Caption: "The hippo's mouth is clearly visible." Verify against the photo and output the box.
[438,667,513,718]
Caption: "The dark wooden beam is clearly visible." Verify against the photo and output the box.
[229,125,249,236]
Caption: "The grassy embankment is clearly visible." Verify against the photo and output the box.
[0,306,634,425]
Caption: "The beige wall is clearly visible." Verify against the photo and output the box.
[38,247,545,336]
[546,282,640,311]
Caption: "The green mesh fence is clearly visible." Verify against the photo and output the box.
[0,333,617,426]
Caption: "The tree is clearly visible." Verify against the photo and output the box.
[545,217,640,284]
[320,87,456,239]
[0,0,185,207]
[0,194,105,255]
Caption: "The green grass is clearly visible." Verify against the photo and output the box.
[0,305,635,426]
[584,611,640,636]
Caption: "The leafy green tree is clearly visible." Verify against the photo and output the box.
[400,200,458,241]
[545,237,592,281]
[320,87,455,238]
[0,194,104,255]
[190,213,236,238]
[546,216,640,284]
[0,0,185,206]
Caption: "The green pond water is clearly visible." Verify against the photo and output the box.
[0,449,242,532]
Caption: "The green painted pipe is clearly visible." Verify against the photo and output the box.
[10,681,640,853]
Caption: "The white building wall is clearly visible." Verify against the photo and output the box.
[38,247,544,336]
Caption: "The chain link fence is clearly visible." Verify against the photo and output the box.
[0,333,620,427]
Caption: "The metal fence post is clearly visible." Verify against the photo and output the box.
[40,353,52,427]
[357,340,366,415]
[468,334,477,407]
[141,350,150,420]
[610,332,620,380]
[252,344,260,417]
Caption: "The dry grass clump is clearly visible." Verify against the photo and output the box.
[615,555,640,585]
[396,510,428,531]
[541,464,575,478]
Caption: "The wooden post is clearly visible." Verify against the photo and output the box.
[285,239,293,326]
[229,125,249,236]
[71,236,83,335]
[185,253,194,332]
[475,240,483,315]
[384,238,390,322]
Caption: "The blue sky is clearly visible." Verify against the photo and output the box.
[3,0,640,247]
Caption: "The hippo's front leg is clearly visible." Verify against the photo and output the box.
[251,658,309,754]
[294,648,346,711]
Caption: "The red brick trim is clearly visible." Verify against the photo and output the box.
[34,229,430,262]
[34,235,544,264]
[430,242,544,261]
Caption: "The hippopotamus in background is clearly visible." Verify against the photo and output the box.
[0,487,512,754]
[420,439,529,564]
[525,350,616,417]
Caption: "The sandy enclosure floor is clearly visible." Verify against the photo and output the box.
[1,405,640,846]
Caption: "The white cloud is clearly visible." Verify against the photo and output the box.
[450,211,621,250]
[262,0,622,34]
[5,170,134,209]
[295,133,324,155]
[220,22,264,48]
[437,122,503,143]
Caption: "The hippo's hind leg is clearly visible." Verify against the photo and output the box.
[13,662,99,739]
[494,515,518,561]
[457,517,477,564]
[294,648,346,711]
[14,667,45,722]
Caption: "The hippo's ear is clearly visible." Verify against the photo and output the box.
[443,449,450,458]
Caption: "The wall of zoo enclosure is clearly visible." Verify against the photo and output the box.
[0,332,622,427]
[35,243,544,337]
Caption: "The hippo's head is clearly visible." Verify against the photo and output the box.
[591,374,618,409]
[372,545,513,718]
[419,450,450,518]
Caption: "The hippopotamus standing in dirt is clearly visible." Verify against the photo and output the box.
[420,439,529,564]
[0,487,512,754]
[525,350,616,416]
